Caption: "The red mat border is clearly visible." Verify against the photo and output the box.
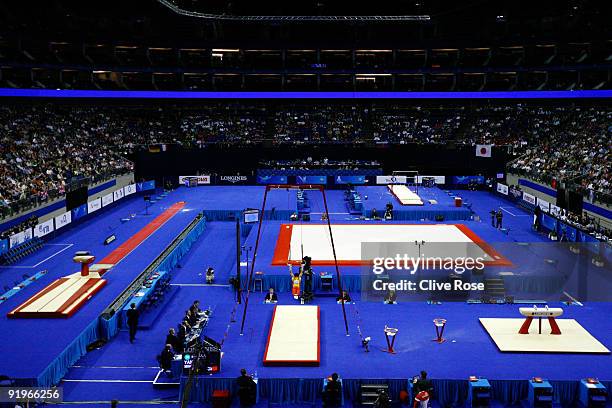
[263,305,320,366]
[272,223,512,267]
[99,201,186,267]
[7,201,186,318]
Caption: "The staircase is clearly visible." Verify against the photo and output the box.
[484,278,506,300]
[360,384,389,406]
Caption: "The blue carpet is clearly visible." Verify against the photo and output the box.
[0,192,197,383]
[2,187,610,406]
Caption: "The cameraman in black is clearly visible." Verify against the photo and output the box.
[237,368,256,406]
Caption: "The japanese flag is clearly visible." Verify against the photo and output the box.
[476,144,492,157]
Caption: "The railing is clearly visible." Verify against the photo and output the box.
[100,212,204,320]
[507,161,612,206]
[0,169,133,222]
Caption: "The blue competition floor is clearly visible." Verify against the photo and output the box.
[0,193,198,383]
[0,186,610,405]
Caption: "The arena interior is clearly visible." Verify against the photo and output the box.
[0,1,611,407]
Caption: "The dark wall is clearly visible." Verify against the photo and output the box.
[134,143,509,180]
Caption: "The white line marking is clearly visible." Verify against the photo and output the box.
[32,243,74,267]
[500,206,530,217]
[310,212,350,215]
[170,283,231,287]
[61,379,154,383]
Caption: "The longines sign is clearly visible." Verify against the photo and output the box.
[216,175,253,185]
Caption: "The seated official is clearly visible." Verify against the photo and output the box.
[180,318,192,333]
[236,368,256,406]
[336,290,351,303]
[190,300,202,315]
[158,344,174,372]
[165,328,181,353]
[264,288,278,303]
[384,290,397,304]
[186,309,198,326]
[323,373,342,407]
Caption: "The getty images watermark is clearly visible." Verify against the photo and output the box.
[371,254,486,292]
[361,242,489,301]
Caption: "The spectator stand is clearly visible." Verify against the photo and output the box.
[0,236,44,265]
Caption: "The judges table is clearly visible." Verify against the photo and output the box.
[528,379,553,407]
[120,271,167,326]
[467,379,491,407]
[579,379,607,407]
[171,311,212,377]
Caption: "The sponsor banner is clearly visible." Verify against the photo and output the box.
[296,175,327,185]
[496,183,509,195]
[72,203,88,220]
[509,187,522,200]
[88,197,102,213]
[124,183,136,196]
[136,180,156,191]
[522,192,536,206]
[178,175,211,185]
[216,175,254,185]
[376,175,408,185]
[335,175,366,185]
[10,228,33,247]
[549,204,561,216]
[453,175,485,185]
[416,175,446,185]
[0,238,8,255]
[34,219,55,238]
[541,213,557,231]
[538,198,551,212]
[257,175,288,184]
[55,211,72,230]
[102,192,114,207]
[113,188,125,201]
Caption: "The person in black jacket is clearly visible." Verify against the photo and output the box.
[236,368,256,406]
[159,344,174,372]
[323,373,342,407]
[413,370,433,408]
[126,303,139,343]
[165,328,181,353]
[264,288,278,303]
[495,209,503,229]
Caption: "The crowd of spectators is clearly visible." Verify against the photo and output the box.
[509,107,610,203]
[259,157,381,170]
[0,215,38,240]
[0,105,134,217]
[0,103,609,218]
